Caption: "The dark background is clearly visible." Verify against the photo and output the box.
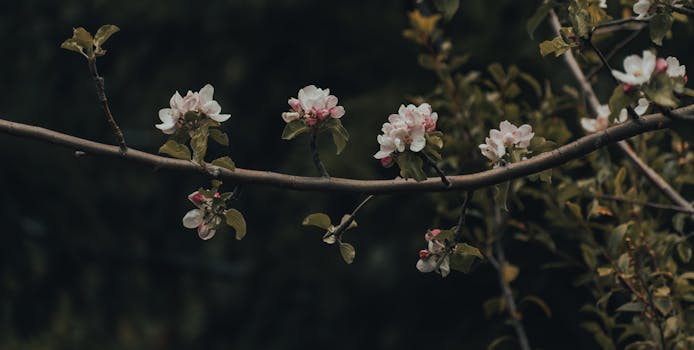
[0,1,691,349]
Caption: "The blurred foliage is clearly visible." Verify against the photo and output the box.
[1,0,693,349]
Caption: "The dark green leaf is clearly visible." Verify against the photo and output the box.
[395,151,427,182]
[339,242,355,264]
[527,1,554,39]
[209,128,229,146]
[539,36,572,57]
[649,13,673,46]
[677,241,692,263]
[159,140,191,160]
[323,118,349,154]
[302,213,332,229]
[281,120,310,140]
[616,302,644,313]
[433,0,460,21]
[224,208,247,240]
[211,156,235,171]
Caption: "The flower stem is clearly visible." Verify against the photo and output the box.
[333,195,375,236]
[310,128,329,178]
[86,58,127,153]
[420,152,450,187]
[454,191,474,243]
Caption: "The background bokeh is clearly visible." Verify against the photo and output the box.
[1,1,692,349]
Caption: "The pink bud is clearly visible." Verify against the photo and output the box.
[424,117,437,132]
[425,229,441,242]
[655,58,668,73]
[430,229,441,237]
[380,156,394,168]
[623,84,635,93]
[189,192,205,206]
[316,109,329,120]
[306,118,317,126]
[214,192,221,198]
[685,75,689,84]
[419,250,430,259]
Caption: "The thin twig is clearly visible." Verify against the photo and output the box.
[421,151,451,187]
[454,191,474,242]
[548,10,694,219]
[491,200,532,350]
[86,58,127,153]
[586,27,645,80]
[671,5,694,17]
[596,194,694,214]
[310,128,330,178]
[0,109,687,194]
[332,194,376,236]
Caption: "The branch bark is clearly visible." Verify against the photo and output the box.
[0,106,689,193]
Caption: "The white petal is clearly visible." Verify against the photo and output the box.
[209,113,231,122]
[438,257,450,277]
[198,84,214,104]
[416,258,437,273]
[581,118,597,133]
[634,98,650,116]
[182,209,204,229]
[201,100,222,116]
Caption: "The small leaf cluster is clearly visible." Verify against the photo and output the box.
[303,213,358,264]
[61,25,120,60]
[282,118,349,155]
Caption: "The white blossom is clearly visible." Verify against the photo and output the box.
[156,84,231,134]
[582,99,649,133]
[182,191,221,240]
[374,103,438,159]
[599,0,607,9]
[282,85,345,124]
[416,230,450,277]
[633,0,652,19]
[611,51,656,86]
[479,120,534,163]
[665,56,687,78]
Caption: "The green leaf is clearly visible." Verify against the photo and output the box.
[454,242,484,259]
[211,156,235,171]
[281,120,310,140]
[614,166,627,196]
[450,243,484,273]
[339,242,356,264]
[433,0,460,21]
[302,213,332,229]
[323,118,349,154]
[676,241,692,263]
[608,223,629,256]
[190,126,209,163]
[642,72,679,108]
[209,128,229,146]
[159,140,191,160]
[395,151,427,182]
[72,27,94,55]
[488,63,505,85]
[527,1,553,39]
[616,301,644,313]
[487,335,514,350]
[94,24,119,48]
[60,38,86,58]
[649,13,673,46]
[539,36,572,57]
[339,214,358,231]
[224,208,247,240]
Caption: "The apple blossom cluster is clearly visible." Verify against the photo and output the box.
[611,51,687,88]
[478,120,534,165]
[281,85,345,126]
[373,103,439,166]
[156,84,231,135]
[580,99,650,133]
[416,229,451,277]
[182,190,224,240]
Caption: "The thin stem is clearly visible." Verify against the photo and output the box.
[586,27,645,80]
[596,194,694,214]
[593,17,649,32]
[421,152,451,187]
[454,191,474,242]
[310,128,329,178]
[491,201,532,350]
[671,5,694,16]
[86,58,127,153]
[332,195,375,236]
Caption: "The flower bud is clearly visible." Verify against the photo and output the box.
[623,83,635,92]
[419,249,430,259]
[380,156,394,168]
[307,118,317,126]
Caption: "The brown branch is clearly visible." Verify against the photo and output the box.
[87,58,127,153]
[596,194,694,214]
[0,109,689,194]
[548,10,694,218]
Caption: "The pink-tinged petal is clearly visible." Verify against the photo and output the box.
[282,111,300,123]
[288,98,303,112]
[306,118,317,126]
[419,250,430,259]
[597,105,611,118]
[499,120,516,134]
[374,149,393,159]
[325,95,338,109]
[330,106,345,118]
[380,156,394,168]
[489,129,502,141]
[656,58,668,72]
[170,91,183,110]
[198,224,216,240]
[199,84,214,104]
[182,209,204,229]
[410,135,426,152]
[188,191,206,207]
[158,108,175,123]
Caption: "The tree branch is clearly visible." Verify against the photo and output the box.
[0,107,688,194]
[596,195,694,214]
[548,10,694,218]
